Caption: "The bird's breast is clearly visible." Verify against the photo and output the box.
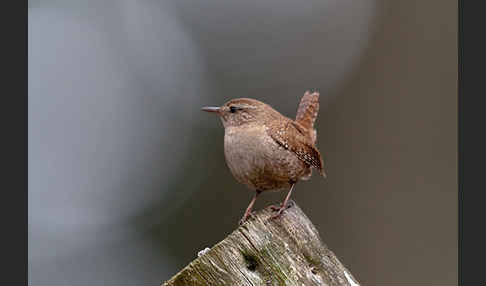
[224,125,267,181]
[223,125,308,191]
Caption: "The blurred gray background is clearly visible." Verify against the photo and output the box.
[28,0,457,285]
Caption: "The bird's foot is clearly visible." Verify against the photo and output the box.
[269,200,295,219]
[269,200,295,211]
[238,211,256,226]
[268,204,281,212]
[271,208,285,219]
[238,218,246,226]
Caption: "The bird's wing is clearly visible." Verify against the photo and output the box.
[266,119,325,177]
[295,91,319,142]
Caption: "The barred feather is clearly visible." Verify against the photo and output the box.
[295,91,319,143]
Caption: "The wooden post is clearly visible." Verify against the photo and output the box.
[162,201,360,286]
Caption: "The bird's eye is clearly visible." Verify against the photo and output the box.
[229,106,238,113]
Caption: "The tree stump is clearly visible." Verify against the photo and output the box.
[162,201,360,286]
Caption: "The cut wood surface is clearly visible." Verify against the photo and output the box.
[162,201,360,286]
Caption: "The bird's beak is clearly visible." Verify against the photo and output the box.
[201,106,221,114]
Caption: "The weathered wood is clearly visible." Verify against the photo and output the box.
[162,201,360,286]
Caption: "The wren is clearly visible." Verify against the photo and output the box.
[202,91,326,225]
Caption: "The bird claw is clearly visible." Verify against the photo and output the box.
[268,200,295,212]
[271,205,290,219]
[268,200,295,219]
[271,209,284,220]
[268,204,281,212]
[238,211,256,225]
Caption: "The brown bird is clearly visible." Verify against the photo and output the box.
[202,91,326,224]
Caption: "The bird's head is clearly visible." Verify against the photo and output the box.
[202,98,278,128]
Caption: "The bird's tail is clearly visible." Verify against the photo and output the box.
[295,90,319,143]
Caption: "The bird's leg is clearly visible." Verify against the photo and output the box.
[268,182,297,211]
[271,183,296,219]
[239,190,262,225]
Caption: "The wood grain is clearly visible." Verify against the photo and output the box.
[162,202,359,286]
